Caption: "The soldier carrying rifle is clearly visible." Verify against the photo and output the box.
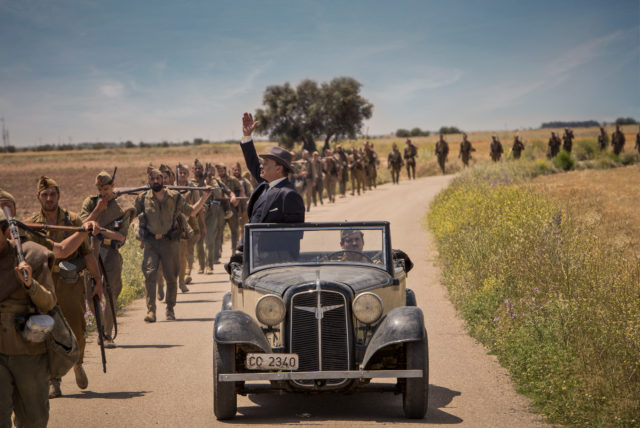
[80,170,135,349]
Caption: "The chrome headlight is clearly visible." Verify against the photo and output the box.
[352,292,383,325]
[255,294,285,326]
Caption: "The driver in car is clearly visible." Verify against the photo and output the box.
[338,229,370,262]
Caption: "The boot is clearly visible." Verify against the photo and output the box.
[74,364,88,389]
[49,378,62,398]
[197,267,204,274]
[205,266,213,275]
[179,282,189,293]
[166,307,176,321]
[185,275,192,284]
[144,311,156,323]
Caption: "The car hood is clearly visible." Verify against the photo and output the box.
[244,265,392,295]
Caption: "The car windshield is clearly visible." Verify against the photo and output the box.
[247,225,388,273]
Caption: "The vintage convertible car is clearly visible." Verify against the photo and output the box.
[214,221,428,419]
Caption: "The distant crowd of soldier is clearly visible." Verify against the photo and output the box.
[289,138,418,209]
[430,125,640,174]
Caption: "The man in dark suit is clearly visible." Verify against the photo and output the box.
[239,113,305,264]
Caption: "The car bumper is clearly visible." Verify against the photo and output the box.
[218,369,422,382]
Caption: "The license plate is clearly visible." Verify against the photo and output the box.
[245,353,299,370]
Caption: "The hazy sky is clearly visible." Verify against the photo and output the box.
[0,0,638,146]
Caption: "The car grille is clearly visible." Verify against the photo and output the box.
[289,288,350,387]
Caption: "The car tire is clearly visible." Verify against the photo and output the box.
[213,341,237,420]
[402,330,429,419]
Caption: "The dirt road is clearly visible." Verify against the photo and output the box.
[48,175,544,427]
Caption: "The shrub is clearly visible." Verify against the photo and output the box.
[553,150,575,171]
[573,139,599,161]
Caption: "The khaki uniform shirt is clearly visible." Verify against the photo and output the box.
[134,189,193,236]
[29,208,91,263]
[178,183,201,233]
[80,195,134,245]
[220,176,242,197]
[0,241,56,355]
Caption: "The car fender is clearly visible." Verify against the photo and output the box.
[214,310,272,353]
[221,292,233,311]
[360,306,425,369]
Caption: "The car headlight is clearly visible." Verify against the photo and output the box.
[255,294,285,326]
[352,292,383,325]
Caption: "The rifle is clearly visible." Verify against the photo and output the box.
[14,220,106,234]
[2,206,29,283]
[114,185,247,200]
[91,280,107,373]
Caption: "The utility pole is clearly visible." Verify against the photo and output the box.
[0,117,9,149]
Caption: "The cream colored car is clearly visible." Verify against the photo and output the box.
[214,221,427,420]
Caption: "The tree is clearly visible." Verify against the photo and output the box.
[615,117,638,125]
[396,129,410,138]
[438,126,461,135]
[255,77,373,153]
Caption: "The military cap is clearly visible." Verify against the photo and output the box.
[37,176,59,194]
[194,158,203,168]
[0,188,16,206]
[159,164,174,176]
[147,165,162,177]
[95,171,113,186]
[214,163,226,169]
[340,229,364,241]
[176,163,189,174]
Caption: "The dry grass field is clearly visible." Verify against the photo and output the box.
[531,164,640,254]
[1,124,637,218]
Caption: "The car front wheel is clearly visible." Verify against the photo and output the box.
[402,330,429,419]
[213,341,237,420]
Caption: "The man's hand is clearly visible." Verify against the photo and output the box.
[15,261,33,288]
[242,112,259,137]
[83,220,101,235]
[230,193,238,207]
[194,233,201,242]
[91,276,103,299]
[95,196,109,213]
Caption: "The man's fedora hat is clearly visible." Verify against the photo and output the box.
[259,146,293,170]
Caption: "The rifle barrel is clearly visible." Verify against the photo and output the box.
[2,207,29,282]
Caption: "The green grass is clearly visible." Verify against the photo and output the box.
[427,165,640,427]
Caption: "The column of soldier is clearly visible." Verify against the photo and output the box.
[0,158,254,419]
[289,139,420,211]
[430,125,639,174]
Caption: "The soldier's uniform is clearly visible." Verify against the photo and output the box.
[611,127,626,155]
[80,172,134,344]
[387,146,404,184]
[191,159,208,274]
[403,140,418,179]
[511,137,525,160]
[349,152,366,195]
[323,154,338,203]
[490,137,503,162]
[597,127,608,151]
[175,164,200,288]
[300,156,314,212]
[203,176,232,269]
[335,147,349,197]
[459,137,475,166]
[219,170,243,254]
[635,132,640,154]
[234,167,252,237]
[547,133,561,159]
[0,203,57,428]
[435,137,449,173]
[135,173,196,321]
[364,145,378,190]
[562,129,574,153]
[30,177,93,394]
[310,155,324,206]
